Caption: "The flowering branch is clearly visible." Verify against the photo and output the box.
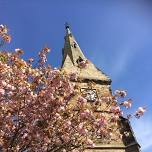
[0,25,11,47]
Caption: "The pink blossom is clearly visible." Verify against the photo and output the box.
[55,113,62,120]
[28,58,34,63]
[64,120,72,129]
[69,72,77,81]
[61,134,70,142]
[66,120,71,126]
[7,91,13,97]
[80,109,91,118]
[97,118,105,127]
[15,48,24,54]
[120,99,132,108]
[80,128,88,135]
[78,123,88,135]
[0,24,7,34]
[0,24,4,28]
[110,106,123,116]
[22,133,28,139]
[2,34,11,43]
[78,123,84,130]
[86,139,95,147]
[43,47,51,53]
[1,80,7,87]
[58,106,65,112]
[0,88,5,95]
[135,107,146,118]
[111,115,119,122]
[114,90,127,98]
[78,96,87,104]
[6,84,15,90]
[110,106,120,113]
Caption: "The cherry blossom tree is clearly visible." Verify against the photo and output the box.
[0,25,145,152]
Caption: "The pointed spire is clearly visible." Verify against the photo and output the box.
[61,24,111,83]
[62,23,86,67]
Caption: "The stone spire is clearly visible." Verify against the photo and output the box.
[61,24,141,152]
[61,23,111,84]
[62,23,86,67]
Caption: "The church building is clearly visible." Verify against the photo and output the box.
[61,24,141,152]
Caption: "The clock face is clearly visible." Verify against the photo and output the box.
[81,88,97,102]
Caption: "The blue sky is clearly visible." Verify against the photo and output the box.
[0,0,152,151]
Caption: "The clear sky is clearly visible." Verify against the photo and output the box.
[0,0,152,151]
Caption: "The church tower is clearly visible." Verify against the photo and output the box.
[61,24,141,152]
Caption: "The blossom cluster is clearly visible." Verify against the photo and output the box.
[0,26,146,152]
[0,50,145,152]
[0,25,11,45]
[0,51,115,151]
[0,50,101,151]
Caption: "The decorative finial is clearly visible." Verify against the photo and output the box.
[65,22,71,35]
[65,22,70,29]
